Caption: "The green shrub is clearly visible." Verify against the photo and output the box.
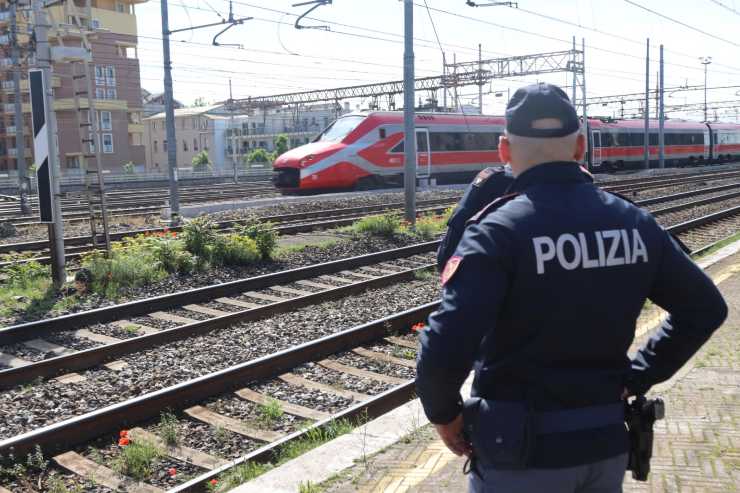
[1,253,49,288]
[237,219,278,260]
[414,214,446,240]
[192,150,213,172]
[245,148,273,165]
[352,213,403,237]
[183,217,217,257]
[111,439,162,481]
[212,234,260,266]
[122,161,135,175]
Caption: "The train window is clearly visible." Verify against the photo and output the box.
[592,133,601,147]
[316,115,366,142]
[629,133,644,147]
[649,133,658,146]
[391,140,404,153]
[416,132,429,151]
[616,133,629,147]
[379,128,386,139]
[601,133,613,147]
[429,132,499,151]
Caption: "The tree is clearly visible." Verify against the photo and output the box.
[192,150,212,172]
[244,148,273,165]
[122,161,135,175]
[273,134,289,158]
[192,97,209,107]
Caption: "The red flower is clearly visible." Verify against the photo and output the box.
[411,322,425,332]
[119,430,129,438]
[168,467,177,477]
[118,437,130,446]
[210,479,218,486]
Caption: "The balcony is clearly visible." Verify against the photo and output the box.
[0,34,9,44]
[0,11,9,24]
[0,58,13,67]
[3,104,15,113]
[8,148,32,158]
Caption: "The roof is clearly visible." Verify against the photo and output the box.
[144,104,223,120]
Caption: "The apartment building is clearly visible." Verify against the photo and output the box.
[0,0,146,176]
[143,105,228,173]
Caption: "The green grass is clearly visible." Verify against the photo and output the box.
[413,268,436,281]
[693,231,740,259]
[257,399,284,428]
[276,239,339,257]
[299,480,321,493]
[123,324,141,336]
[351,214,404,238]
[211,418,357,491]
[158,411,179,447]
[110,440,162,481]
[0,278,80,324]
[391,346,417,360]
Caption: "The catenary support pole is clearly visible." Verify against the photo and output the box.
[403,0,416,225]
[659,44,665,169]
[229,78,238,184]
[572,36,577,104]
[442,52,447,111]
[10,0,30,215]
[161,0,180,225]
[581,38,588,169]
[32,0,66,287]
[478,43,483,114]
[644,38,650,169]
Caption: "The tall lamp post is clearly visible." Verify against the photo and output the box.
[700,56,712,122]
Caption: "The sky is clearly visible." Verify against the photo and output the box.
[132,0,740,121]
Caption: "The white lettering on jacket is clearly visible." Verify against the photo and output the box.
[533,229,648,274]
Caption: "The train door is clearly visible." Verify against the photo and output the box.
[591,130,602,167]
[416,128,431,178]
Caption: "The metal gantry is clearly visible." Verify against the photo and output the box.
[231,49,586,110]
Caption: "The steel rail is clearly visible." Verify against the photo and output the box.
[633,181,740,206]
[665,204,740,235]
[0,301,438,458]
[0,241,439,344]
[0,262,435,389]
[649,189,740,216]
[0,197,458,255]
[173,381,416,492]
[603,170,740,194]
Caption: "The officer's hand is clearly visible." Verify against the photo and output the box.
[621,387,629,400]
[434,414,472,457]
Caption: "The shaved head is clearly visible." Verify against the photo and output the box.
[499,118,585,176]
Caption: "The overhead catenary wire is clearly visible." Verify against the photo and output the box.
[706,0,740,17]
[623,0,740,48]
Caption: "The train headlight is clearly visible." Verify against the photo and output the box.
[299,154,316,167]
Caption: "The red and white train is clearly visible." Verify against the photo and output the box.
[272,111,740,192]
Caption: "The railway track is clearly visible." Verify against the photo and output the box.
[0,302,432,492]
[0,197,459,267]
[0,242,438,386]
[1,182,740,490]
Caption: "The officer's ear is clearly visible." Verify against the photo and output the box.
[574,133,586,161]
[499,135,511,164]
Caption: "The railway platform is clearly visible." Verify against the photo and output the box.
[236,241,740,493]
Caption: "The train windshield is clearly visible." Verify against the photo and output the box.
[316,115,366,142]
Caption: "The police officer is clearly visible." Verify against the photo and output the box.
[437,165,514,271]
[416,83,727,493]
[438,150,592,271]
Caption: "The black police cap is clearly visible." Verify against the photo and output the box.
[505,83,580,138]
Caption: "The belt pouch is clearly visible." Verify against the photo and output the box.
[463,398,532,470]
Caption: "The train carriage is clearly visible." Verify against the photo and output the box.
[272,112,506,191]
[273,111,740,192]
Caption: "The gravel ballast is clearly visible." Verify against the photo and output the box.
[0,278,438,439]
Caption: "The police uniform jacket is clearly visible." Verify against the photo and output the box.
[437,166,514,271]
[416,161,727,468]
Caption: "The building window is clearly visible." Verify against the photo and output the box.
[163,140,168,151]
[193,138,198,151]
[106,88,117,99]
[66,156,80,169]
[100,111,112,131]
[95,87,106,99]
[91,19,100,29]
[183,140,188,152]
[154,140,158,152]
[105,66,116,86]
[89,133,98,153]
[95,65,105,85]
[192,118,197,130]
[102,134,114,154]
[115,1,126,13]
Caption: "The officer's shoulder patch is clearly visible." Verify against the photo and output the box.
[466,192,520,225]
[441,255,463,286]
[472,167,503,187]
